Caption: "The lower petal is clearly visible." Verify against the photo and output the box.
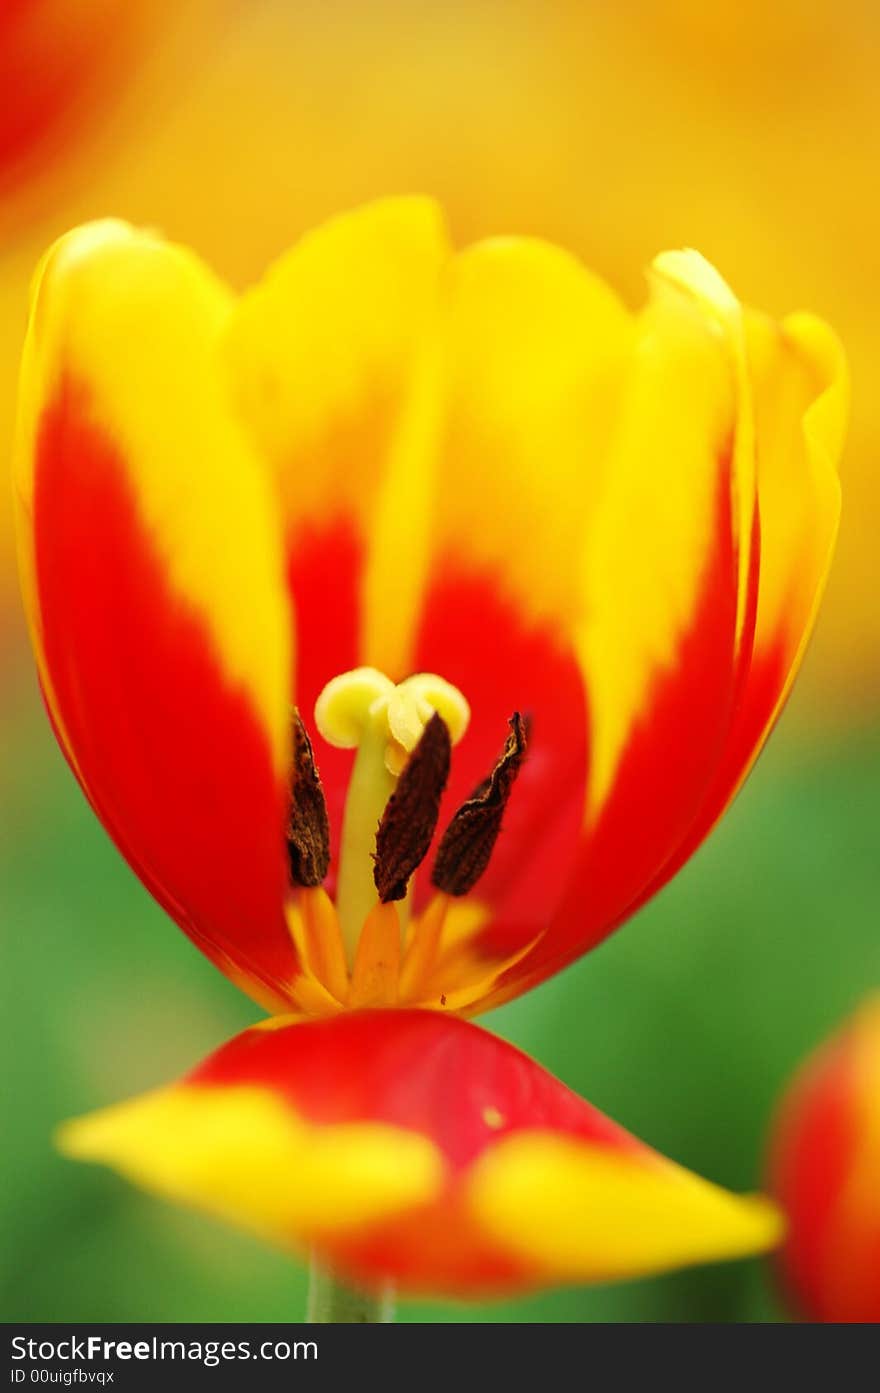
[58,1010,782,1297]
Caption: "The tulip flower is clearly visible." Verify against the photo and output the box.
[13,201,843,1315]
[13,199,847,1020]
[768,998,880,1323]
[58,1009,782,1305]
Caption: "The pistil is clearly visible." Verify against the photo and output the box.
[314,667,470,966]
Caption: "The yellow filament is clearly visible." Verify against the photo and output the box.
[296,887,350,1003]
[348,902,402,1008]
[399,893,451,1000]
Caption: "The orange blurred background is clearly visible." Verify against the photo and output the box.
[2,0,878,721]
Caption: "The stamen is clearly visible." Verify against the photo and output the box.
[399,892,450,999]
[348,901,401,1007]
[286,710,331,887]
[431,712,528,896]
[292,886,350,1004]
[374,714,451,902]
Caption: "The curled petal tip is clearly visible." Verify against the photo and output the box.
[651,247,740,320]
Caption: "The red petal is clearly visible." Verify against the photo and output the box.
[33,382,295,1009]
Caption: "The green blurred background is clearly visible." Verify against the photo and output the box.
[2,0,879,1323]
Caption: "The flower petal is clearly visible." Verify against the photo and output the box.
[718,309,846,787]
[414,251,751,1010]
[223,196,451,850]
[410,239,627,930]
[13,221,295,1011]
[443,261,846,1015]
[470,1132,781,1286]
[604,307,848,925]
[423,236,634,638]
[58,1010,782,1297]
[769,998,880,1323]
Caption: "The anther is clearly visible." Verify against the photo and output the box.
[286,710,331,887]
[373,713,451,902]
[431,712,528,896]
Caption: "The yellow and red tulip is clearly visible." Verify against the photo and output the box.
[13,199,847,1020]
[768,998,880,1323]
[58,1008,782,1296]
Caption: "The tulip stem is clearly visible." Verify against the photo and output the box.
[306,1255,396,1323]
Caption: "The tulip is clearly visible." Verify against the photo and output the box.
[12,199,848,1022]
[16,198,840,1317]
[59,1009,782,1304]
[768,998,880,1323]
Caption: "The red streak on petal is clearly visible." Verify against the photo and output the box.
[196,1009,638,1171]
[33,380,295,1006]
[627,501,766,911]
[494,450,741,997]
[335,1190,534,1294]
[412,565,587,930]
[286,517,363,883]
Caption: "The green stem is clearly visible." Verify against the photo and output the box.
[306,1255,396,1323]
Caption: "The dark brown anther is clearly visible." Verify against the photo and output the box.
[286,710,331,887]
[373,713,452,903]
[431,712,527,896]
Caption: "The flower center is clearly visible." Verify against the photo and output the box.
[285,667,527,1012]
[314,667,470,963]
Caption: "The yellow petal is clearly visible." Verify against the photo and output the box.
[14,219,290,774]
[576,253,741,815]
[652,248,757,651]
[468,1131,784,1283]
[743,308,847,722]
[223,196,452,682]
[427,234,634,635]
[57,1083,444,1244]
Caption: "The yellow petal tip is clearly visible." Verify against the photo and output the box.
[652,247,739,321]
[469,1133,786,1283]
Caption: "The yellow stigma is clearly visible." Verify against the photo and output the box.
[314,668,469,965]
[316,667,469,775]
